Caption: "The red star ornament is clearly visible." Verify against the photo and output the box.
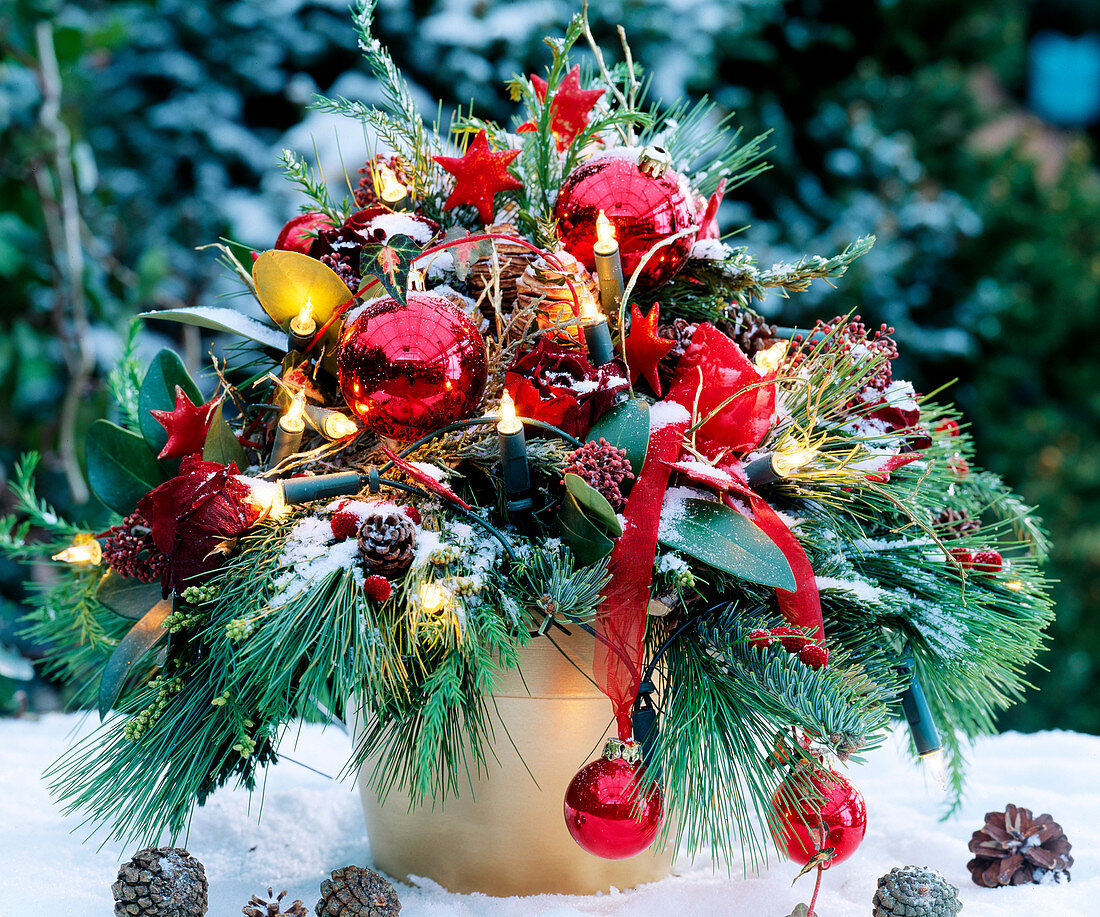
[519,65,605,151]
[623,302,676,396]
[150,387,219,459]
[433,129,524,225]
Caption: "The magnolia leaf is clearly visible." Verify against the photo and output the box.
[564,474,622,537]
[587,398,651,485]
[359,233,420,305]
[98,598,172,718]
[559,491,616,566]
[252,249,351,343]
[97,571,163,620]
[138,350,204,454]
[202,401,247,468]
[658,498,796,590]
[140,306,288,351]
[786,904,810,917]
[441,226,492,282]
[86,420,163,515]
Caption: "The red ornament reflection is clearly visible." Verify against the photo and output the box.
[337,293,488,440]
[555,154,697,289]
[563,751,664,859]
[771,766,867,867]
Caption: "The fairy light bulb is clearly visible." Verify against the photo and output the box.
[772,445,817,477]
[283,393,306,433]
[592,209,625,315]
[290,299,315,336]
[375,163,410,209]
[594,209,617,252]
[52,538,102,566]
[755,341,788,375]
[418,581,449,614]
[498,390,521,435]
[325,413,359,439]
[580,292,600,321]
[921,749,948,792]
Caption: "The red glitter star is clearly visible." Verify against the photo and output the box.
[623,302,676,396]
[518,65,605,151]
[150,387,219,459]
[433,129,523,225]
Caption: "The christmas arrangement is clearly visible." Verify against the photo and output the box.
[7,0,1056,884]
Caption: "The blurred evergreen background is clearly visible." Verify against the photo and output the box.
[1,0,1097,732]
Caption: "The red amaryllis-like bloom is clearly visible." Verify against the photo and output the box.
[503,338,628,437]
[137,455,262,596]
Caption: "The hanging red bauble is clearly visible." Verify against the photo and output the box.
[337,293,487,440]
[771,765,867,868]
[555,146,697,289]
[563,739,663,860]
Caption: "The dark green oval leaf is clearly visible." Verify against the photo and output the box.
[559,492,616,566]
[140,307,287,351]
[658,498,796,590]
[564,473,622,537]
[98,598,172,718]
[138,350,204,454]
[587,397,650,483]
[96,570,164,620]
[86,420,163,515]
[202,401,247,468]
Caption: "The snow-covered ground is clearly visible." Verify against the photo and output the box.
[1,715,1094,916]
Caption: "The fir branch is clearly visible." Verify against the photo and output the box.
[278,148,346,225]
[106,320,144,431]
[506,544,609,627]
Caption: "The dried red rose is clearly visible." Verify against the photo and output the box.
[137,455,262,596]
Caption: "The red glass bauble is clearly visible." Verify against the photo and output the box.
[563,744,664,859]
[337,293,487,440]
[771,766,867,868]
[555,153,697,289]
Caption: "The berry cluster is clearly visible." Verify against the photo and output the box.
[807,314,899,394]
[563,438,635,511]
[101,511,169,583]
[748,626,829,669]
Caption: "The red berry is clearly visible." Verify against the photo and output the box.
[403,505,422,525]
[771,626,810,653]
[748,628,773,650]
[799,643,829,669]
[947,456,969,479]
[949,547,974,569]
[363,574,392,602]
[972,550,1003,575]
[936,418,960,437]
[330,509,361,541]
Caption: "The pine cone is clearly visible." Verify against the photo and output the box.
[467,222,537,317]
[934,508,980,539]
[112,847,208,917]
[873,865,961,917]
[243,888,308,917]
[516,251,600,344]
[357,506,418,577]
[967,804,1073,887]
[354,156,412,210]
[715,307,777,358]
[656,317,698,390]
[315,866,400,917]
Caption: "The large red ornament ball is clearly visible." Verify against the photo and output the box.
[337,293,487,440]
[771,766,867,867]
[555,151,697,289]
[563,742,664,859]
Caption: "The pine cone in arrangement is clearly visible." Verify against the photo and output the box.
[967,804,1073,887]
[467,222,537,315]
[243,888,308,917]
[357,506,418,577]
[315,866,400,917]
[715,307,777,358]
[873,865,961,917]
[516,251,600,344]
[934,508,980,539]
[656,317,698,390]
[354,156,412,209]
[112,847,208,917]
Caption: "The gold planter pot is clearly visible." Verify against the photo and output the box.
[353,627,674,896]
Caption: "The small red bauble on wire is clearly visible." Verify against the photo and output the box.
[337,293,488,441]
[555,145,697,290]
[771,764,867,867]
[563,738,664,860]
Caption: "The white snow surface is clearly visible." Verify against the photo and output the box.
[2,716,1096,916]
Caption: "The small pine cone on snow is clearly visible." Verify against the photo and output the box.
[315,865,400,917]
[516,251,600,344]
[243,887,308,917]
[112,846,208,917]
[934,508,980,539]
[467,222,537,317]
[715,307,777,358]
[357,507,418,578]
[873,865,961,917]
[967,803,1073,887]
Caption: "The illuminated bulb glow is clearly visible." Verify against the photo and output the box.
[418,581,449,615]
[772,446,817,477]
[920,748,948,792]
[594,209,617,252]
[579,291,602,321]
[325,413,359,439]
[497,390,522,435]
[754,341,788,375]
[52,539,102,566]
[375,164,408,204]
[290,298,316,335]
[248,480,289,521]
[281,393,307,433]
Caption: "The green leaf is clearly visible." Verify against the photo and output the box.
[202,402,247,468]
[559,491,616,566]
[86,420,163,515]
[98,598,172,718]
[564,474,623,537]
[587,397,651,482]
[358,233,420,304]
[658,498,796,590]
[138,350,204,454]
[96,571,163,620]
[140,307,288,351]
[441,227,493,282]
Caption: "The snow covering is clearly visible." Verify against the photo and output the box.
[2,716,1095,916]
[648,401,690,429]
